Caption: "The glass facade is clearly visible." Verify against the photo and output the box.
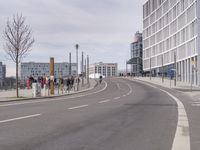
[129,32,143,75]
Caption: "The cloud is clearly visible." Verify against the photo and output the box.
[0,0,147,76]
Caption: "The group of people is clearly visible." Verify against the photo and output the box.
[26,76,81,92]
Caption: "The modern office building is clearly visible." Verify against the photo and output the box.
[89,62,118,77]
[143,0,199,85]
[0,62,6,88]
[127,31,143,76]
[19,62,77,84]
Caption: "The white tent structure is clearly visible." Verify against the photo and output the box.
[89,73,105,79]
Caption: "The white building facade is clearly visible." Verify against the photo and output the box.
[143,0,199,85]
[89,62,118,77]
[19,62,77,84]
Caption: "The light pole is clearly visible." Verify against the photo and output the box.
[150,56,152,80]
[174,52,177,86]
[87,55,89,84]
[69,52,71,76]
[81,51,84,86]
[162,54,164,83]
[75,44,79,77]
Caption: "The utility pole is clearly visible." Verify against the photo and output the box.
[85,58,87,79]
[81,51,84,86]
[87,55,90,84]
[50,57,54,95]
[162,55,164,83]
[69,52,71,76]
[75,44,79,77]
[174,52,177,86]
[150,56,152,80]
[126,61,128,76]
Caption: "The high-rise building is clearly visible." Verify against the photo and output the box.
[127,31,143,76]
[19,62,77,84]
[0,62,6,88]
[89,62,118,77]
[143,0,199,85]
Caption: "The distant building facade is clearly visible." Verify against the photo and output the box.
[89,62,118,77]
[127,32,143,76]
[0,62,6,88]
[19,62,77,84]
[143,0,200,85]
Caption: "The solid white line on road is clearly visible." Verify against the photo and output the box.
[191,103,200,106]
[98,100,110,103]
[0,114,41,124]
[160,89,190,150]
[114,97,120,100]
[0,81,108,107]
[192,101,200,104]
[68,105,89,110]
[125,83,133,96]
[134,80,190,150]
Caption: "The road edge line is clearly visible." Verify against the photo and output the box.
[127,79,190,150]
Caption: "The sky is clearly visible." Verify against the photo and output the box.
[0,0,147,77]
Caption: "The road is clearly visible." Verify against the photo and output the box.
[0,78,199,150]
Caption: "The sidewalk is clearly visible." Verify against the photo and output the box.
[0,79,97,102]
[126,77,200,98]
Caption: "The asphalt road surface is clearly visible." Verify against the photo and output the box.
[0,78,198,150]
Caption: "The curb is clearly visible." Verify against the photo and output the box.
[125,77,200,92]
[0,80,98,103]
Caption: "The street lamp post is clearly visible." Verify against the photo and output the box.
[162,54,164,83]
[75,44,79,77]
[87,55,89,84]
[81,51,84,86]
[150,56,152,80]
[174,52,177,86]
[69,52,71,76]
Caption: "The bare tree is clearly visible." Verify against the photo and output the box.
[3,14,34,98]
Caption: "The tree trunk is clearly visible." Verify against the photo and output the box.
[16,60,19,98]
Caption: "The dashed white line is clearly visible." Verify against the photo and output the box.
[98,99,110,103]
[114,97,120,100]
[68,105,89,110]
[0,114,41,124]
[123,95,126,97]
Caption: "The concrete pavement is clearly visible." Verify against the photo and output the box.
[0,79,97,102]
[129,76,200,99]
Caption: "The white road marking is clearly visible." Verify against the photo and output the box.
[98,100,110,103]
[123,95,126,97]
[134,80,190,150]
[68,105,89,110]
[0,81,108,107]
[125,83,133,96]
[192,101,200,104]
[0,114,41,124]
[116,83,122,90]
[191,104,200,106]
[114,97,120,100]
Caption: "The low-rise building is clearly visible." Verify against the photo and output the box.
[19,62,77,84]
[89,62,118,77]
[0,62,6,88]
